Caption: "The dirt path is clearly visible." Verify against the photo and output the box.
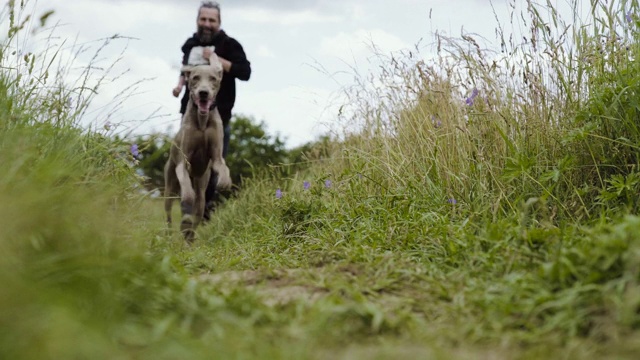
[199,268,329,306]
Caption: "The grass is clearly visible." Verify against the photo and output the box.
[2,0,640,359]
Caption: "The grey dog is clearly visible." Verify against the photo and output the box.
[164,55,231,241]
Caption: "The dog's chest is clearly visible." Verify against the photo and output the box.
[189,144,210,177]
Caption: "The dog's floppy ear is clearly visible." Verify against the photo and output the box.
[181,65,194,76]
[208,54,223,76]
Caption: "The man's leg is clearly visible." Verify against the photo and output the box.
[203,122,231,221]
[222,123,230,158]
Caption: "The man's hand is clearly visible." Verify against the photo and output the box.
[172,85,182,97]
[217,56,232,72]
[203,47,213,60]
[173,75,186,97]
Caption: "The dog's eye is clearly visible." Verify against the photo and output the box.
[209,76,215,82]
[192,75,201,81]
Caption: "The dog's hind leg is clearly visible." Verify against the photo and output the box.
[164,196,174,227]
[193,170,209,228]
[164,160,176,227]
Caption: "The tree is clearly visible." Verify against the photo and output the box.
[226,115,288,185]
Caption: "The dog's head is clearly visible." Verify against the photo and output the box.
[181,55,223,116]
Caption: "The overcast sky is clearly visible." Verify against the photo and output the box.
[8,0,562,147]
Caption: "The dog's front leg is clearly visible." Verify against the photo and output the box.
[175,161,196,240]
[206,126,231,189]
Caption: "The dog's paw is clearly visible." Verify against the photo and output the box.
[217,175,232,189]
[216,167,232,189]
[180,214,196,242]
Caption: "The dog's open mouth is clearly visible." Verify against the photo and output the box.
[194,95,213,116]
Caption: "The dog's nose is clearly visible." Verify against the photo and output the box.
[198,90,209,99]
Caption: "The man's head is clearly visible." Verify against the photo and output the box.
[197,1,221,43]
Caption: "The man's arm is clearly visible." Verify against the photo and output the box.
[221,38,251,81]
[172,74,186,97]
[173,41,193,97]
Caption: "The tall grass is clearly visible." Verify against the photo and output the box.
[330,0,640,221]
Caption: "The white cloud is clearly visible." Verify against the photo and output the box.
[234,85,340,147]
[228,8,344,26]
[319,29,412,63]
[255,45,275,58]
[44,0,193,61]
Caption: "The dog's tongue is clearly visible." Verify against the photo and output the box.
[197,99,211,115]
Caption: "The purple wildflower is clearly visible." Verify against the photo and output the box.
[130,143,139,159]
[325,179,332,189]
[303,181,311,190]
[626,11,633,23]
[431,115,442,128]
[448,198,457,205]
[465,88,479,106]
[276,189,283,199]
[104,121,112,131]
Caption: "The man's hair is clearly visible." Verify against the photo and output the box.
[198,1,221,22]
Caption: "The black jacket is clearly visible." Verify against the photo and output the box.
[180,30,251,124]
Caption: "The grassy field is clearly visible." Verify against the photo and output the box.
[2,0,640,359]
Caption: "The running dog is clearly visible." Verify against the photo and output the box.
[164,55,231,241]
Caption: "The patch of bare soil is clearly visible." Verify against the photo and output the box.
[199,268,328,306]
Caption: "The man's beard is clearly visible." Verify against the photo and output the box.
[197,26,217,43]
